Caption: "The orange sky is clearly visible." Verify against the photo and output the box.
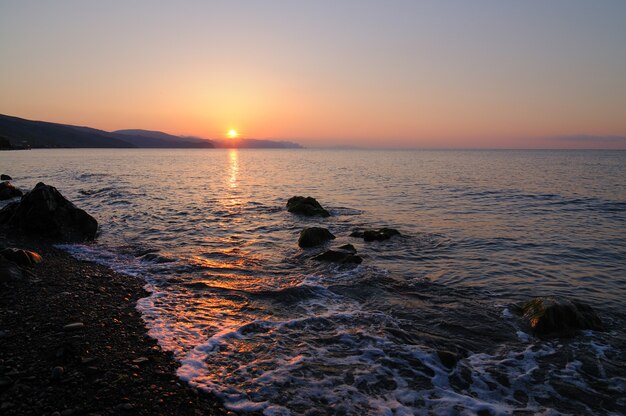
[1,1,625,148]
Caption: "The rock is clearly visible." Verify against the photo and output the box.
[436,350,459,369]
[313,249,363,264]
[0,257,23,280]
[0,181,22,200]
[51,366,64,380]
[350,228,400,242]
[520,297,604,337]
[63,322,85,331]
[336,244,357,253]
[298,227,335,248]
[0,182,98,241]
[132,356,149,364]
[287,196,330,217]
[0,202,18,224]
[0,248,43,265]
[0,174,11,180]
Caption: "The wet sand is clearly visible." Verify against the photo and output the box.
[0,228,229,416]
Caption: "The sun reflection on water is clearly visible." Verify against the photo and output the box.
[228,148,238,189]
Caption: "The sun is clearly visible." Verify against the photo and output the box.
[227,129,239,139]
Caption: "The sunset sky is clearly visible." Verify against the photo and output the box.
[1,0,625,148]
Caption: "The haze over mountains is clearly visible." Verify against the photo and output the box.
[0,114,302,149]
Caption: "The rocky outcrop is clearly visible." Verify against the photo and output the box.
[1,174,12,180]
[287,196,330,217]
[350,228,400,242]
[0,181,22,200]
[0,182,98,241]
[298,227,335,248]
[519,297,604,337]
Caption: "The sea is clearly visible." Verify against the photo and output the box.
[2,149,625,415]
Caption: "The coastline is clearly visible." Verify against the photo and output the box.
[0,228,229,416]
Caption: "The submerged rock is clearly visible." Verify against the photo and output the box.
[336,244,357,254]
[0,181,22,200]
[350,228,401,242]
[313,249,363,264]
[0,174,12,180]
[298,227,335,248]
[0,248,43,265]
[0,182,97,241]
[287,196,330,217]
[520,297,604,337]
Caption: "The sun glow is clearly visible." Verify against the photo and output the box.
[227,129,239,139]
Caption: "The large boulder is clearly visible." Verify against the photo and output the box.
[1,174,12,180]
[0,182,98,241]
[350,228,400,242]
[520,297,604,337]
[298,227,335,248]
[0,181,22,200]
[287,196,330,217]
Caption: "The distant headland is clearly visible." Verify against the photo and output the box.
[0,114,303,149]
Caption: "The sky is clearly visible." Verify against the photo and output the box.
[1,0,626,148]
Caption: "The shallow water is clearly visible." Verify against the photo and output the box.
[2,149,626,415]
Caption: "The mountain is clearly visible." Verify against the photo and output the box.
[0,113,302,149]
[112,129,215,148]
[0,114,135,148]
[112,129,214,148]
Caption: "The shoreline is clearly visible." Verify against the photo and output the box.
[0,228,229,416]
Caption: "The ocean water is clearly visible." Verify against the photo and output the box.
[2,149,625,415]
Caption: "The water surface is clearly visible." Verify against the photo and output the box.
[2,149,625,415]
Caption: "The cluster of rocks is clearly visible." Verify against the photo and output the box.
[287,196,401,266]
[0,182,98,242]
[286,195,606,342]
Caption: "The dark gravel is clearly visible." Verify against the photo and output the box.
[0,228,230,416]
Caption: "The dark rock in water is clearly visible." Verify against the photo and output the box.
[336,244,357,254]
[313,249,363,264]
[0,182,97,241]
[298,227,335,248]
[1,174,12,180]
[437,350,459,369]
[0,181,22,200]
[520,297,604,337]
[350,228,400,242]
[287,196,330,217]
[0,248,43,265]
